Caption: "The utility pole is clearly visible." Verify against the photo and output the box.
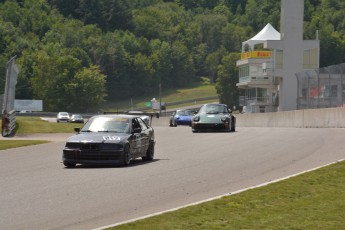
[159,82,162,114]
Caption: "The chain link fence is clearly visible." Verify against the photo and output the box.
[296,63,345,110]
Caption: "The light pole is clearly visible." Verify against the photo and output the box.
[159,82,162,114]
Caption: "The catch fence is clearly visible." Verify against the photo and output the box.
[296,63,345,110]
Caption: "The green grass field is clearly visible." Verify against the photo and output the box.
[0,140,50,150]
[110,161,345,230]
[0,117,75,149]
[102,79,217,111]
[14,117,77,134]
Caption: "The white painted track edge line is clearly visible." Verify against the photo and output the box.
[92,158,345,230]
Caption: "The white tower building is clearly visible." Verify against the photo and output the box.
[236,0,319,112]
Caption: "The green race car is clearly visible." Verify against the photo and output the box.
[191,103,236,132]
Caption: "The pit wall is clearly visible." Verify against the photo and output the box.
[236,107,345,128]
[151,108,345,128]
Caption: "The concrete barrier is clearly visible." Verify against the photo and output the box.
[151,108,345,128]
[236,107,345,128]
[151,116,170,127]
[23,107,345,128]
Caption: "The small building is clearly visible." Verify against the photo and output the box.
[236,0,319,113]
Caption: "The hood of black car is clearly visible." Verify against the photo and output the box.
[197,112,230,122]
[67,132,130,143]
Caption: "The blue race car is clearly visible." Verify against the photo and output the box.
[169,109,193,126]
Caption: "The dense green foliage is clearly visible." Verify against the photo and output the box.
[0,0,344,111]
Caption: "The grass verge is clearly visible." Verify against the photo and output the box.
[110,160,345,230]
[0,117,76,150]
[0,140,50,150]
[15,117,77,134]
[102,81,217,111]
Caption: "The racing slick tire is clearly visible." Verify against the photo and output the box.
[64,162,76,168]
[231,117,236,132]
[142,141,154,161]
[123,144,131,166]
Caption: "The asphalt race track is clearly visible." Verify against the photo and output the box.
[1,126,345,230]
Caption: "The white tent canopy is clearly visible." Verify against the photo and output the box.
[242,23,281,52]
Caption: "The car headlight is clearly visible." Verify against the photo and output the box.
[193,116,200,122]
[221,116,229,122]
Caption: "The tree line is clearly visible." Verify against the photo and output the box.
[0,0,344,112]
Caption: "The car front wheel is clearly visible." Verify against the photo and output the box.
[123,144,131,166]
[64,162,76,168]
[231,117,236,132]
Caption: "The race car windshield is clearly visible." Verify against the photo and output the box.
[199,105,228,114]
[81,117,130,133]
[177,110,193,116]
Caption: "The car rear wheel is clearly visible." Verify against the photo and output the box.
[142,141,154,161]
[123,144,131,166]
[231,117,236,132]
[64,162,76,168]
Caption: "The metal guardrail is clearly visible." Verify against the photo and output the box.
[2,110,16,137]
[1,56,18,137]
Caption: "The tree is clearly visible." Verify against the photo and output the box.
[150,39,173,89]
[221,23,248,52]
[205,47,227,82]
[29,43,106,112]
[1,0,345,112]
[132,2,189,41]
[49,0,133,31]
[67,65,107,112]
[194,13,228,52]
[215,52,240,107]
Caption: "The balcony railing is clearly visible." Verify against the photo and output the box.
[241,51,271,60]
[239,96,270,106]
[239,76,272,83]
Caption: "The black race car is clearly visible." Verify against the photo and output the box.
[191,103,236,132]
[62,114,155,167]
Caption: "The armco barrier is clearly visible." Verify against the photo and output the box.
[15,107,345,128]
[2,110,16,136]
[236,107,345,128]
[151,107,345,128]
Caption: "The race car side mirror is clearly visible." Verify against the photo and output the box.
[133,127,142,133]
